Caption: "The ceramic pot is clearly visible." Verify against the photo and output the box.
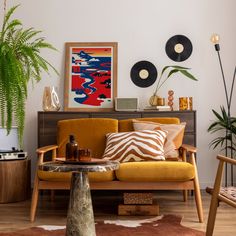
[149,95,165,106]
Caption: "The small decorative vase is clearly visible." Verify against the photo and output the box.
[42,86,60,111]
[179,97,193,111]
[149,95,165,106]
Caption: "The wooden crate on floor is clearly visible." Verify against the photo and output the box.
[123,192,153,205]
[118,204,159,216]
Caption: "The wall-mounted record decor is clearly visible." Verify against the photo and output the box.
[130,60,158,88]
[165,35,193,62]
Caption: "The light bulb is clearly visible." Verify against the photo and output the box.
[210,34,220,44]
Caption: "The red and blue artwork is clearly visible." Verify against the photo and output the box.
[70,47,112,107]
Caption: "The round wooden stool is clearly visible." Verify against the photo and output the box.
[0,158,31,203]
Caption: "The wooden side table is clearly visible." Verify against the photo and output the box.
[0,158,31,203]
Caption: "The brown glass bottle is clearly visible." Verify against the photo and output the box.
[65,135,79,161]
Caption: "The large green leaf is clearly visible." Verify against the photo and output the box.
[154,65,197,94]
[179,70,198,81]
[160,65,191,76]
[166,69,180,78]
[169,65,190,70]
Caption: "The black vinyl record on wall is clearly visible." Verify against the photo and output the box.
[165,35,193,62]
[130,61,158,88]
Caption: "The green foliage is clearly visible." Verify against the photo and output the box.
[0,5,58,147]
[208,106,236,152]
[154,65,197,95]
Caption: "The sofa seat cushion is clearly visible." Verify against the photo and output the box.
[115,161,195,182]
[38,170,115,182]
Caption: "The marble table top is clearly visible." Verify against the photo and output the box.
[38,159,119,173]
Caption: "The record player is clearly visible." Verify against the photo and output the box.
[0,148,27,160]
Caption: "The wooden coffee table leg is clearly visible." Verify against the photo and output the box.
[66,172,96,236]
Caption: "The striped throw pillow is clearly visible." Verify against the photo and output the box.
[102,130,167,162]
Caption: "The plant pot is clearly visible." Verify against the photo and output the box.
[149,95,165,106]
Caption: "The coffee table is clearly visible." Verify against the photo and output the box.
[39,159,119,236]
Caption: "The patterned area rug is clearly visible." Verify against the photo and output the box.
[0,215,204,236]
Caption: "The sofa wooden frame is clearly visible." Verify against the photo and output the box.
[30,143,203,223]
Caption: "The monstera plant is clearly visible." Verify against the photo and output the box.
[0,4,58,147]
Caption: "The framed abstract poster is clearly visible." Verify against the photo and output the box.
[64,42,118,111]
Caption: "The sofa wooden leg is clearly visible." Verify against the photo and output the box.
[190,153,203,223]
[193,177,203,223]
[183,190,188,202]
[30,175,39,222]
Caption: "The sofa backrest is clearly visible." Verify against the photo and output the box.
[118,117,180,132]
[57,117,180,158]
[57,118,118,158]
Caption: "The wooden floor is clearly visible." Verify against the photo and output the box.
[0,190,235,235]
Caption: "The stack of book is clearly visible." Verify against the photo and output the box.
[144,106,171,111]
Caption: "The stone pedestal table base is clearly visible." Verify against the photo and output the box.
[66,172,96,236]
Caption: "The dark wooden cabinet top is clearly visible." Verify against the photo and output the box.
[38,110,196,148]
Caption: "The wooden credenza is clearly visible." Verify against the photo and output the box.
[38,110,196,148]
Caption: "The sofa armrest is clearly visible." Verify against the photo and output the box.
[180,144,197,162]
[217,154,236,165]
[37,145,58,154]
[36,145,58,165]
[181,144,197,153]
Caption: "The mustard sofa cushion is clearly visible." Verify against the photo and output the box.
[115,161,195,182]
[38,170,115,182]
[57,118,118,158]
[119,117,180,132]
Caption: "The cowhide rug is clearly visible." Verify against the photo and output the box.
[0,215,205,236]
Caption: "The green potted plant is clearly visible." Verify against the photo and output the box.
[208,106,236,153]
[0,4,58,147]
[149,65,197,106]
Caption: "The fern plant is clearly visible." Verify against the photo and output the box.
[0,5,58,147]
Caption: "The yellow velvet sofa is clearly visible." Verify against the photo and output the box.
[30,117,203,223]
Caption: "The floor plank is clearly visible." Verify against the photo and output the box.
[0,190,235,235]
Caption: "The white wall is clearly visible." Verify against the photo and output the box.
[1,0,236,188]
